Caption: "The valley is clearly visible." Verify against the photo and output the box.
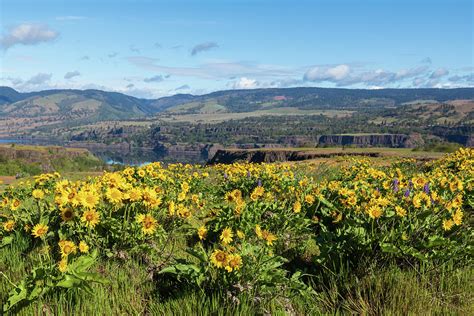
[0,86,472,165]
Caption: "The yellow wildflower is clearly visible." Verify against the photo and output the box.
[79,241,90,253]
[198,226,208,240]
[293,201,302,213]
[81,209,100,228]
[442,219,454,231]
[395,206,407,217]
[32,189,45,199]
[220,227,233,245]
[210,249,228,268]
[58,240,77,257]
[3,220,15,232]
[32,223,48,238]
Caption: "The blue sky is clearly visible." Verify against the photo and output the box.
[0,0,472,98]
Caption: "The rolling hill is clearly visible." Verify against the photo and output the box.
[0,86,473,136]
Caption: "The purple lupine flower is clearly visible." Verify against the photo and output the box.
[404,189,410,197]
[247,171,251,178]
[393,178,399,192]
[224,172,228,180]
[408,180,413,188]
[423,182,430,194]
[257,179,262,187]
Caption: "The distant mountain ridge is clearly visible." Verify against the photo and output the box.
[0,86,473,123]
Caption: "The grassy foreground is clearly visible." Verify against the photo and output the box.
[0,148,472,314]
[1,238,472,315]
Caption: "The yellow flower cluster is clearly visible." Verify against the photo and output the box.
[0,148,471,278]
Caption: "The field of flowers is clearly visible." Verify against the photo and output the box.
[0,148,472,314]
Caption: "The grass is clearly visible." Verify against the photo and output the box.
[1,236,472,315]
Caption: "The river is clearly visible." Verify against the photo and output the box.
[0,139,205,166]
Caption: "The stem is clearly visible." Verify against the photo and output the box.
[0,271,17,288]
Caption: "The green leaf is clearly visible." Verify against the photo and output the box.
[380,243,400,254]
[319,197,335,209]
[72,272,109,284]
[0,236,13,248]
[186,247,207,263]
[56,275,82,288]
[426,236,446,248]
[28,285,44,300]
[4,282,28,312]
[158,266,179,275]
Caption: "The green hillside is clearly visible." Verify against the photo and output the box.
[0,86,472,136]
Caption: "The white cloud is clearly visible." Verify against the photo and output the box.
[430,68,449,79]
[229,77,260,89]
[25,73,52,85]
[395,66,429,80]
[449,74,474,83]
[304,64,430,87]
[1,23,59,50]
[144,75,164,83]
[304,64,350,82]
[64,71,81,80]
[412,77,425,87]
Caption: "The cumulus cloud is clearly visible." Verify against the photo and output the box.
[143,75,164,83]
[229,77,260,89]
[304,64,351,82]
[126,83,135,88]
[429,68,449,79]
[412,77,426,87]
[448,74,474,84]
[25,73,52,85]
[304,64,429,87]
[191,41,218,56]
[64,71,81,80]
[1,23,59,50]
[268,78,304,88]
[394,66,429,80]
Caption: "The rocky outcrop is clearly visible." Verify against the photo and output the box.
[207,149,380,165]
[316,134,419,148]
[444,134,474,147]
[0,145,92,162]
[0,144,99,172]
